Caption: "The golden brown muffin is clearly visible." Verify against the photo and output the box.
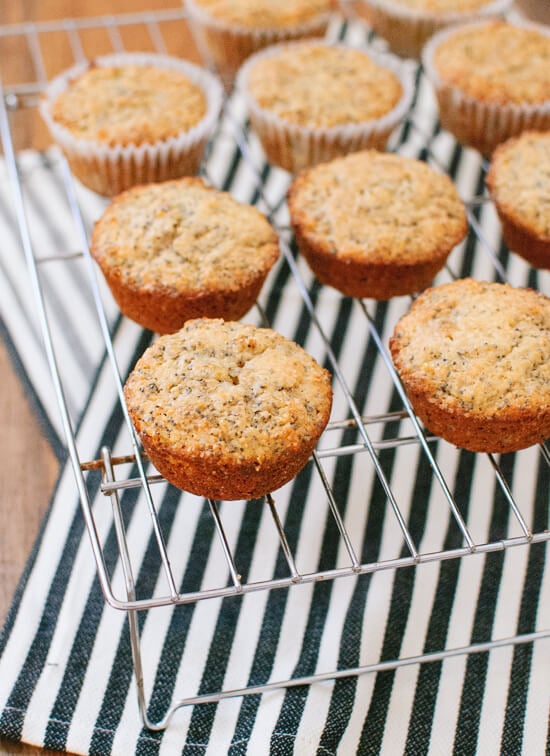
[287,150,467,299]
[485,131,550,270]
[185,0,332,87]
[124,319,333,500]
[238,41,414,173]
[90,177,280,334]
[389,278,550,453]
[40,53,222,196]
[352,0,511,59]
[422,20,550,155]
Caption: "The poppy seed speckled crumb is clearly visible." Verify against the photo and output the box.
[390,278,550,453]
[124,319,333,500]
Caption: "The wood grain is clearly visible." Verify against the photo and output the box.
[0,3,195,754]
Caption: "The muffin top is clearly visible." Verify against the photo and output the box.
[288,151,467,262]
[245,43,404,128]
[380,0,504,11]
[124,318,333,460]
[486,131,550,239]
[50,63,207,146]
[390,278,550,415]
[188,0,331,28]
[91,177,280,292]
[430,21,550,104]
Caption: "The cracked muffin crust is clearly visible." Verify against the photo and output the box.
[389,278,550,453]
[287,150,467,299]
[124,318,333,500]
[486,131,550,269]
[91,177,280,333]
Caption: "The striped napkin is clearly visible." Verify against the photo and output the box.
[0,18,549,756]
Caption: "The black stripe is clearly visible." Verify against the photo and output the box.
[211,140,243,194]
[500,453,549,754]
[403,450,478,755]
[355,435,440,754]
[394,64,423,147]
[315,322,409,753]
[453,453,517,754]
[459,167,487,280]
[182,499,270,748]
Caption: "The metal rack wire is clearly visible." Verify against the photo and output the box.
[0,4,548,730]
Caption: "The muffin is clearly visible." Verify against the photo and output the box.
[287,150,467,299]
[350,0,512,59]
[90,177,280,334]
[40,52,223,196]
[485,131,550,269]
[185,0,332,88]
[389,278,550,453]
[422,19,550,156]
[238,40,414,173]
[124,318,333,500]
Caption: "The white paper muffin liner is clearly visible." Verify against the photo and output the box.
[422,19,550,156]
[185,0,332,89]
[237,40,415,174]
[350,0,512,58]
[40,52,223,196]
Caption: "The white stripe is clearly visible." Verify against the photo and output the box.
[477,646,515,755]
[428,655,468,756]
[379,443,461,754]
[428,453,498,753]
[0,463,79,716]
[522,557,550,756]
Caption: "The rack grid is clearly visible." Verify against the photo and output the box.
[1,4,548,730]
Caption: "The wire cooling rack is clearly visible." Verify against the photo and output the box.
[0,4,548,729]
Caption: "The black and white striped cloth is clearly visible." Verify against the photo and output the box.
[0,19,549,755]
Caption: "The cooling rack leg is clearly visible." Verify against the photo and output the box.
[127,607,150,727]
[100,447,156,728]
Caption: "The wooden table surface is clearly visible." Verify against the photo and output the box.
[0,2,196,754]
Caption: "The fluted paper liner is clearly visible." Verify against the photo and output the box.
[237,40,415,174]
[422,19,550,156]
[40,52,223,196]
